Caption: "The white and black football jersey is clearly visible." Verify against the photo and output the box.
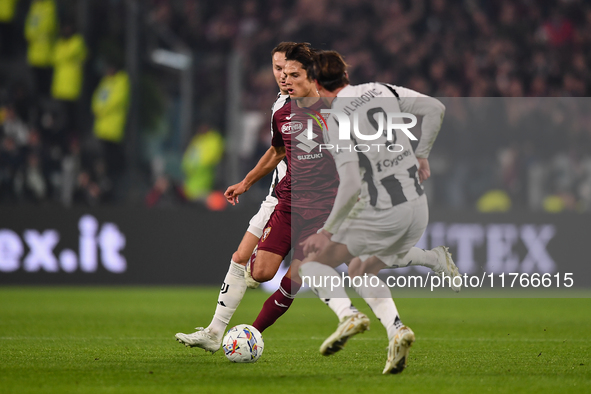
[324,82,444,210]
[267,94,288,197]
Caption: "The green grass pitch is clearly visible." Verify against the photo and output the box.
[1,287,590,393]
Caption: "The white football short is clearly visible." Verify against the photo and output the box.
[332,194,428,267]
[247,195,278,238]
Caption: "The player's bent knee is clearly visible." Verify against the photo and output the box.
[250,251,282,283]
[251,264,274,283]
[231,251,248,266]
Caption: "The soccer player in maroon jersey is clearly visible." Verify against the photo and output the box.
[176,44,460,356]
[225,43,339,324]
[175,42,313,352]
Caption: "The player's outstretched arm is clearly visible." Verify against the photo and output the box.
[224,146,286,205]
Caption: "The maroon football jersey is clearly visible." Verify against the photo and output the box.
[271,98,339,218]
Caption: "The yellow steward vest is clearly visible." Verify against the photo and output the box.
[0,0,19,22]
[24,0,57,67]
[92,71,130,143]
[51,34,87,100]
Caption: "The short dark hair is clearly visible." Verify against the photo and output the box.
[284,43,317,81]
[314,51,349,92]
[271,42,298,56]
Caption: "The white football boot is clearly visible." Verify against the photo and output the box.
[175,327,221,353]
[383,325,415,374]
[320,312,370,356]
[432,246,462,292]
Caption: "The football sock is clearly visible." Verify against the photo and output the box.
[207,260,247,339]
[353,273,401,340]
[252,275,301,332]
[299,261,357,320]
[400,247,438,269]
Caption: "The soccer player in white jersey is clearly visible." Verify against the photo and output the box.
[296,51,459,374]
[175,42,300,352]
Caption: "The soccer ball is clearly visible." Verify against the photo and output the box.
[222,324,264,363]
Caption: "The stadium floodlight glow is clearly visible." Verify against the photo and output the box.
[151,49,192,70]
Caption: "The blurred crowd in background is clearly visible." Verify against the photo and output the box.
[0,0,590,212]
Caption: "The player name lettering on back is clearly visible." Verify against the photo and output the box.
[341,88,383,116]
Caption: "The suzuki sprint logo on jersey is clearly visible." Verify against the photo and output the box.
[0,215,126,273]
[316,110,418,153]
[281,121,304,134]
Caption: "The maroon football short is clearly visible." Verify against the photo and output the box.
[254,208,329,263]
